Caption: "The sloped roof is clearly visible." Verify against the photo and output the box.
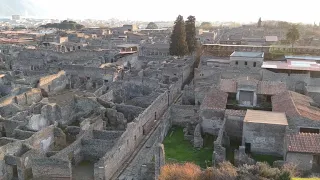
[287,133,320,154]
[272,91,320,121]
[201,87,228,110]
[220,79,237,93]
[257,81,287,95]
[219,78,286,95]
[244,110,288,125]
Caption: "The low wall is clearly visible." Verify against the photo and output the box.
[94,84,180,179]
[32,158,71,179]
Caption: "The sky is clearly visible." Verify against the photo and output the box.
[29,0,320,23]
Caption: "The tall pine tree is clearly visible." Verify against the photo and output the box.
[170,15,188,57]
[185,15,197,54]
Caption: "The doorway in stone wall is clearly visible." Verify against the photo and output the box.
[245,143,251,154]
[12,165,18,179]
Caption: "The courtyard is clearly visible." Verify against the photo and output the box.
[163,126,215,168]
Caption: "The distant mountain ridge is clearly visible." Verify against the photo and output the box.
[0,0,45,17]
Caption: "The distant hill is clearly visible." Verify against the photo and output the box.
[0,0,45,17]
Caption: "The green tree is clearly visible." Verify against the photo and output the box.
[169,15,188,57]
[200,22,212,30]
[258,17,262,27]
[286,25,300,51]
[185,15,197,54]
[146,22,158,29]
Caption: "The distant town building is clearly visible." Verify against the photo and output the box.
[12,15,21,21]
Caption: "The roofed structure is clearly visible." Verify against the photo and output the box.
[200,87,228,110]
[230,51,264,58]
[287,133,320,154]
[272,91,320,121]
[244,110,288,125]
[219,78,286,95]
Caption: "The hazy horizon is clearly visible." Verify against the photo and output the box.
[2,0,320,24]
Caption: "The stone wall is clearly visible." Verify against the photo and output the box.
[213,118,227,165]
[63,65,115,80]
[95,84,179,180]
[225,115,244,140]
[285,152,313,171]
[37,71,68,94]
[32,158,71,179]
[170,105,199,127]
[243,123,287,156]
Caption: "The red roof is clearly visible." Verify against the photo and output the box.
[220,79,237,93]
[219,78,286,95]
[257,81,287,95]
[201,87,228,110]
[272,91,320,121]
[287,133,320,154]
[262,60,320,72]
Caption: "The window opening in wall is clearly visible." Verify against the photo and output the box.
[155,112,157,120]
[300,127,320,134]
[245,61,248,66]
[253,62,256,67]
[235,61,238,65]
[134,135,136,141]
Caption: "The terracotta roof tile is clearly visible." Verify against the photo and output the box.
[220,79,237,93]
[258,81,287,95]
[272,91,320,121]
[287,133,320,154]
[201,87,228,110]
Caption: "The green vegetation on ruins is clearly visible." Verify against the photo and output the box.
[163,126,214,168]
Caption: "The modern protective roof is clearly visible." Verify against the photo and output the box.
[230,51,264,58]
[262,60,320,72]
[285,55,320,61]
[244,110,288,125]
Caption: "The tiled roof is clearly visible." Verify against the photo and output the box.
[220,79,237,93]
[272,91,320,121]
[225,109,246,117]
[236,76,259,86]
[287,133,320,154]
[257,81,287,95]
[201,87,228,110]
[220,78,286,95]
[244,110,288,125]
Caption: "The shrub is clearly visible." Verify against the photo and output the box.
[200,162,237,180]
[276,170,291,180]
[159,162,201,180]
[257,162,280,179]
[282,163,300,177]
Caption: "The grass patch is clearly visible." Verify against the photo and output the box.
[292,178,320,180]
[163,126,215,168]
[251,153,283,166]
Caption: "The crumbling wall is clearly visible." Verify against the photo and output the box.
[95,89,176,180]
[32,158,71,180]
[38,70,68,94]
[225,115,244,140]
[213,118,227,165]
